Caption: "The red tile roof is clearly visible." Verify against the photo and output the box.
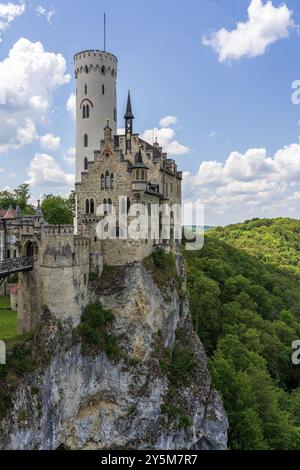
[0,207,16,219]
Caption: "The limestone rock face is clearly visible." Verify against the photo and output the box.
[0,257,228,450]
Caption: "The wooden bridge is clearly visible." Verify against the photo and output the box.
[0,257,33,285]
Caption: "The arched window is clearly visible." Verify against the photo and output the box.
[86,104,90,118]
[103,198,107,215]
[90,199,95,214]
[85,65,89,74]
[85,199,90,214]
[101,174,105,190]
[84,134,88,147]
[85,84,87,95]
[111,173,114,189]
[101,65,105,74]
[108,198,112,214]
[102,85,105,95]
[105,171,110,190]
[84,158,88,170]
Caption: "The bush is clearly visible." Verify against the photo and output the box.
[170,344,196,385]
[76,303,120,361]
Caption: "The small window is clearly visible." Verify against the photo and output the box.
[101,66,105,74]
[84,134,88,147]
[90,199,95,214]
[82,105,86,119]
[111,173,114,189]
[105,171,110,190]
[101,174,105,190]
[85,199,90,214]
[114,108,117,122]
[85,65,89,74]
[141,170,145,181]
[136,169,140,181]
[108,198,112,214]
[84,158,88,170]
[85,84,87,95]
[102,85,105,95]
[86,104,90,118]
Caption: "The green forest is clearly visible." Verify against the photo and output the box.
[184,218,300,450]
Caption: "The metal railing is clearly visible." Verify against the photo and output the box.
[0,256,33,277]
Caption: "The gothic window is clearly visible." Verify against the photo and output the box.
[90,199,95,214]
[111,173,114,190]
[84,134,88,147]
[108,198,112,214]
[85,199,90,214]
[103,198,107,215]
[101,174,105,190]
[105,171,110,190]
[102,85,105,95]
[85,84,87,95]
[84,158,88,170]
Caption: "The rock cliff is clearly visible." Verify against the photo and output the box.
[0,255,228,450]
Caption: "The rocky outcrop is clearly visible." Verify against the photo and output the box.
[0,256,228,450]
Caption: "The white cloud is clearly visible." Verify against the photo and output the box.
[63,147,75,166]
[209,131,217,139]
[202,0,294,63]
[184,141,300,225]
[40,133,61,151]
[142,117,190,156]
[35,5,55,24]
[27,153,74,188]
[0,37,70,154]
[66,93,76,120]
[0,2,25,42]
[159,115,178,128]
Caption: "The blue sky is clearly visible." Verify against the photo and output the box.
[1,0,300,225]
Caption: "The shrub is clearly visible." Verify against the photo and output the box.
[170,344,196,385]
[76,303,120,361]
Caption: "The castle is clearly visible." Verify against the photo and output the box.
[0,49,183,334]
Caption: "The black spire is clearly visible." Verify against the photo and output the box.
[124,91,134,120]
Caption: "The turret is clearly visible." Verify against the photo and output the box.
[124,91,134,154]
[74,50,118,182]
[132,147,149,192]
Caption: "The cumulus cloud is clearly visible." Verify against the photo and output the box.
[0,37,70,154]
[0,1,25,42]
[63,147,75,166]
[142,116,190,156]
[66,93,76,120]
[35,5,55,24]
[27,153,74,188]
[202,0,294,63]
[159,115,178,128]
[184,141,300,225]
[40,133,60,151]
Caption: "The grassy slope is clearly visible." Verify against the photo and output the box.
[0,296,17,342]
[184,217,300,450]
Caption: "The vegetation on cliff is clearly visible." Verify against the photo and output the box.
[185,218,300,450]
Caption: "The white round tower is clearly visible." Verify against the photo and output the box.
[74,50,118,182]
